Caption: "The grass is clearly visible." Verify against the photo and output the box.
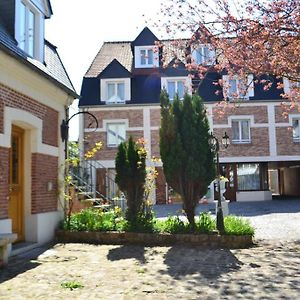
[61,281,84,290]
[62,208,255,236]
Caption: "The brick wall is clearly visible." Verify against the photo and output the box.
[215,127,270,157]
[151,130,160,157]
[84,130,144,160]
[150,109,160,127]
[276,127,299,155]
[0,83,58,146]
[212,106,268,125]
[0,147,9,219]
[31,153,58,214]
[88,110,144,128]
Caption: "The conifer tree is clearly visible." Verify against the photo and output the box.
[115,136,146,223]
[160,90,215,229]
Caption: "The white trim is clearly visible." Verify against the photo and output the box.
[220,155,300,163]
[0,107,59,156]
[100,78,130,103]
[134,45,159,68]
[85,126,143,133]
[267,104,277,156]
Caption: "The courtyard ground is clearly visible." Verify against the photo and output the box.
[1,199,300,299]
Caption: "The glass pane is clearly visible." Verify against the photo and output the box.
[140,50,146,65]
[203,47,209,62]
[293,119,299,139]
[177,81,184,99]
[232,121,239,140]
[107,83,115,100]
[167,81,176,99]
[196,49,202,64]
[117,125,126,143]
[28,9,35,56]
[229,79,237,97]
[147,49,153,65]
[117,83,125,100]
[19,3,26,51]
[241,120,250,140]
[237,163,260,190]
[11,136,19,184]
[107,124,117,145]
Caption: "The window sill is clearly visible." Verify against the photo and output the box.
[232,141,251,144]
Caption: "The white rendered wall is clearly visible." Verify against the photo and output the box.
[236,191,272,202]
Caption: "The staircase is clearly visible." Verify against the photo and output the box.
[68,157,117,208]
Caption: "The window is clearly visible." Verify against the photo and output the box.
[134,46,159,68]
[167,80,185,100]
[19,1,36,57]
[192,46,215,65]
[237,163,261,190]
[283,78,300,94]
[223,75,254,100]
[232,120,250,143]
[292,119,300,142]
[101,78,130,103]
[107,123,126,147]
[107,82,125,103]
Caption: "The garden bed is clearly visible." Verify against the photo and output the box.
[56,230,253,249]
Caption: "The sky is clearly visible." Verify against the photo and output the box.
[45,0,166,140]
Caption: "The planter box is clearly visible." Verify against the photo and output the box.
[56,230,253,249]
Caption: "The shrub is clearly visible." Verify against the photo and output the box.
[155,215,191,234]
[224,215,255,236]
[196,212,216,233]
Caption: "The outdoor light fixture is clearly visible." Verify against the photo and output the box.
[209,131,230,234]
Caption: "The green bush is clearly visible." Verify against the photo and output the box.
[224,215,255,236]
[62,208,254,236]
[155,216,191,234]
[196,212,216,233]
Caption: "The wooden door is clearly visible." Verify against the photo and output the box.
[223,164,237,202]
[8,126,24,242]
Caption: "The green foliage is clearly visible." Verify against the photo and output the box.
[224,215,255,236]
[61,281,84,290]
[63,208,254,236]
[196,212,216,233]
[115,136,147,223]
[160,90,216,228]
[156,216,191,234]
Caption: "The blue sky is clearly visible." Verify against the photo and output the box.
[45,0,164,140]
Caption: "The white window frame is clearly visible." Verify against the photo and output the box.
[292,118,300,142]
[134,45,159,68]
[15,0,44,61]
[231,119,251,144]
[161,76,192,100]
[106,122,126,147]
[191,45,215,65]
[100,78,131,103]
[223,75,254,100]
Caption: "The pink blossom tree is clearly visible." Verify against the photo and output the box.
[152,0,300,110]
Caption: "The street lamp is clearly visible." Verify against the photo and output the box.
[209,131,230,234]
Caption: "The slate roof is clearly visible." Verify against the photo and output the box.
[0,16,77,98]
[85,42,133,77]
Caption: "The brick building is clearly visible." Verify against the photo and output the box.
[79,27,300,204]
[0,0,77,250]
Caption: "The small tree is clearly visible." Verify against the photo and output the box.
[160,90,215,229]
[115,136,147,223]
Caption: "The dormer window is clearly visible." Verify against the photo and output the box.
[100,78,131,104]
[134,46,159,68]
[15,0,45,61]
[192,45,215,65]
[161,77,192,100]
[222,75,254,100]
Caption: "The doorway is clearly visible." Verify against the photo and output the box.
[8,125,25,242]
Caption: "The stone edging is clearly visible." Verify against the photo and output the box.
[56,230,253,249]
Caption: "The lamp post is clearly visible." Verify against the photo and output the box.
[209,131,230,234]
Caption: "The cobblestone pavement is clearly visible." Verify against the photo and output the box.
[1,241,300,299]
[1,199,300,299]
